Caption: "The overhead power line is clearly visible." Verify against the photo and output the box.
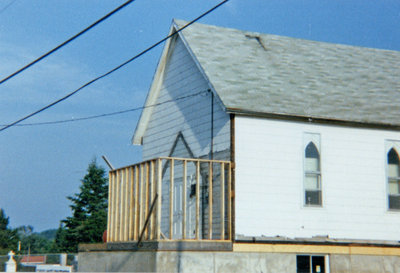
[2,90,206,127]
[0,0,18,15]
[0,0,229,133]
[0,0,136,85]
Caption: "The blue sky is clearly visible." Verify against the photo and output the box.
[0,0,399,231]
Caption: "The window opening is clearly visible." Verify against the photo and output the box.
[388,148,400,210]
[297,255,325,273]
[304,142,321,206]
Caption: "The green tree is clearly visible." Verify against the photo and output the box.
[0,209,19,255]
[54,159,108,252]
[16,226,53,254]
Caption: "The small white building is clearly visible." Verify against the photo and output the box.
[80,20,400,273]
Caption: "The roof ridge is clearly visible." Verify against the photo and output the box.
[173,18,400,53]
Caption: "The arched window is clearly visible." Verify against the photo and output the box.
[304,142,322,206]
[388,148,400,210]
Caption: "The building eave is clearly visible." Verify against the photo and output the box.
[227,108,400,131]
[132,23,179,145]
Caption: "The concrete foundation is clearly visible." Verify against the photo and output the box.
[78,241,400,272]
[330,254,400,273]
[78,251,295,272]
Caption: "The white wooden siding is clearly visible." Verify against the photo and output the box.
[235,116,400,241]
[142,36,230,161]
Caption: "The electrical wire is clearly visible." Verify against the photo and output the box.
[0,0,18,15]
[0,0,229,133]
[0,0,136,85]
[2,90,206,127]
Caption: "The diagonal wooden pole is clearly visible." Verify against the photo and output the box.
[137,193,159,247]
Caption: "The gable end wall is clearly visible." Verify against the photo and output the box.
[141,36,230,161]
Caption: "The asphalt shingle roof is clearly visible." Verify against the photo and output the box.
[175,19,400,126]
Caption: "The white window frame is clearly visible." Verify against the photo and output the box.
[386,140,400,211]
[303,133,322,207]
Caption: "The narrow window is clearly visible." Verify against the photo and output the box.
[304,142,321,206]
[297,255,326,273]
[388,148,400,210]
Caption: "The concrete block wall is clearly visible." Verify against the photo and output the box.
[79,250,400,272]
[330,254,400,273]
[78,251,295,272]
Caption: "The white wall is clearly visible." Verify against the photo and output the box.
[142,35,230,160]
[235,116,400,241]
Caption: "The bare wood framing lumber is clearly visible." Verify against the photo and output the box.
[160,156,229,164]
[137,194,158,247]
[110,172,115,242]
[208,162,213,240]
[107,172,114,242]
[113,172,118,242]
[119,170,123,241]
[129,166,135,240]
[119,170,125,241]
[157,159,162,240]
[139,164,144,238]
[102,155,114,170]
[195,161,200,240]
[150,160,156,240]
[182,160,187,240]
[115,170,121,241]
[220,162,225,240]
[106,157,235,243]
[228,162,232,240]
[109,157,230,173]
[169,159,174,240]
[144,162,150,239]
[123,168,129,241]
[233,243,400,256]
[134,165,140,240]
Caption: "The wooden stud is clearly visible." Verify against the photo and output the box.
[120,170,125,241]
[208,162,213,240]
[110,172,115,242]
[157,159,162,240]
[144,162,150,239]
[148,161,154,240]
[119,170,123,241]
[182,160,187,240]
[150,160,156,239]
[115,170,121,241]
[107,171,114,242]
[112,170,117,241]
[113,172,118,242]
[124,168,129,241]
[195,161,200,240]
[220,163,225,240]
[169,159,174,239]
[119,170,125,241]
[228,162,232,241]
[129,167,135,240]
[139,164,144,239]
[134,165,140,240]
